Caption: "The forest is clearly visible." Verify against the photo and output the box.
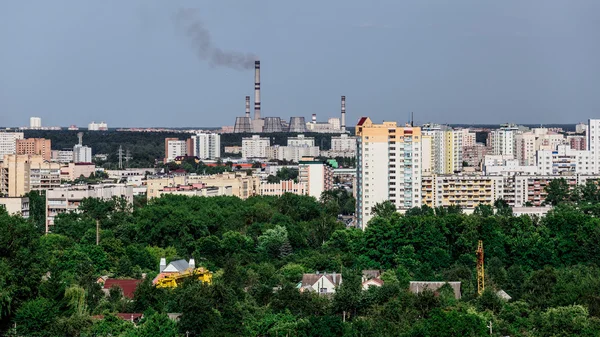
[2,190,600,336]
[23,130,344,169]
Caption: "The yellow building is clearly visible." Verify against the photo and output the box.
[422,174,502,209]
[356,117,423,228]
[0,154,61,197]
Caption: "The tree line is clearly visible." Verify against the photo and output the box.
[1,190,600,335]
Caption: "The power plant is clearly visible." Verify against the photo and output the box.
[233,60,347,133]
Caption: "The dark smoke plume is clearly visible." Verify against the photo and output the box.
[174,8,257,70]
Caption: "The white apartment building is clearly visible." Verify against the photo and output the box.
[490,124,518,157]
[73,144,92,163]
[356,118,423,228]
[422,125,462,174]
[536,145,594,175]
[287,134,315,147]
[0,132,24,159]
[265,145,320,162]
[331,134,357,152]
[191,133,221,159]
[576,122,587,134]
[242,135,270,159]
[30,117,42,129]
[88,122,108,131]
[165,139,188,162]
[298,159,334,200]
[483,155,537,176]
[45,184,133,232]
[461,129,477,147]
[588,119,600,174]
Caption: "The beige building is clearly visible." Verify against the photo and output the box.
[0,197,30,217]
[0,154,61,197]
[147,172,259,200]
[156,184,232,198]
[298,159,334,199]
[16,138,51,161]
[61,163,97,181]
[259,180,307,196]
[46,184,134,232]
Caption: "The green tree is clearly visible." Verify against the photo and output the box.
[14,298,58,337]
[371,201,397,219]
[544,178,570,206]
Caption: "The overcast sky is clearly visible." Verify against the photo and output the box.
[1,0,599,127]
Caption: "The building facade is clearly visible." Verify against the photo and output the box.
[0,155,61,197]
[242,135,270,159]
[73,144,92,163]
[0,132,24,159]
[16,138,51,161]
[355,118,423,228]
[164,138,189,163]
[191,133,221,160]
[298,159,334,199]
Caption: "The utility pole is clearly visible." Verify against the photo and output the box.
[118,145,124,169]
[487,321,493,336]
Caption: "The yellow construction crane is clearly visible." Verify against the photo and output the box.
[155,267,213,288]
[476,240,485,295]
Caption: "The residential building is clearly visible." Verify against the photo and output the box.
[331,134,357,152]
[224,146,242,154]
[0,132,24,159]
[0,154,61,197]
[514,133,537,166]
[0,197,30,217]
[588,119,600,173]
[362,270,384,290]
[490,124,518,157]
[146,173,260,200]
[422,125,462,174]
[483,155,537,176]
[88,122,108,131]
[265,145,320,162]
[409,282,461,299]
[461,129,477,147]
[463,144,489,169]
[259,180,307,196]
[422,174,503,209]
[16,138,51,161]
[298,272,342,294]
[536,145,593,175]
[576,122,587,134]
[164,138,189,163]
[146,174,187,199]
[356,118,423,228]
[568,136,586,151]
[73,144,92,163]
[298,159,335,199]
[191,133,221,159]
[45,184,134,232]
[61,163,97,181]
[30,117,42,129]
[51,150,74,163]
[156,184,232,198]
[287,134,315,147]
[242,135,270,159]
[101,279,141,299]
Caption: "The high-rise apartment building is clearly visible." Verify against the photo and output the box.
[16,138,51,161]
[356,118,423,228]
[88,122,108,131]
[0,154,61,197]
[490,124,518,157]
[537,145,594,175]
[422,125,462,174]
[287,134,315,147]
[191,133,221,159]
[588,119,600,174]
[73,144,92,163]
[30,117,42,129]
[164,138,188,163]
[242,135,270,159]
[298,159,335,199]
[331,134,357,152]
[0,132,24,159]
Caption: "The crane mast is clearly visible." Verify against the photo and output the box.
[477,240,485,295]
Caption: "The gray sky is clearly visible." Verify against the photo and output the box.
[1,0,599,127]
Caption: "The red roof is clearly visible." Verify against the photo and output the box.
[103,279,141,299]
[357,117,368,126]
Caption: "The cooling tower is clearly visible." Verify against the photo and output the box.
[234,117,253,133]
[288,117,307,133]
[263,117,283,133]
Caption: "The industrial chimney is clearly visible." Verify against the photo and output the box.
[245,96,250,118]
[312,114,317,123]
[254,61,261,120]
[341,96,346,131]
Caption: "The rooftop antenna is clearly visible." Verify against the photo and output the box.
[411,112,414,127]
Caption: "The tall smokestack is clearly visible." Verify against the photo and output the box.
[254,61,261,120]
[245,96,250,118]
[312,114,317,123]
[341,96,346,131]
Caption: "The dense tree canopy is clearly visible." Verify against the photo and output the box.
[2,191,600,335]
